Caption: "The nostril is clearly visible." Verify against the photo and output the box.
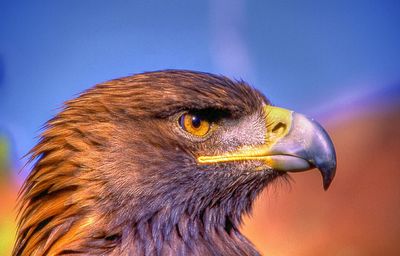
[272,122,286,133]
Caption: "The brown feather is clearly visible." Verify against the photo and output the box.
[14,70,270,255]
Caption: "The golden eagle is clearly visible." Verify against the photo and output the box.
[14,70,336,255]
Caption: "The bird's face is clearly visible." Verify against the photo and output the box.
[91,71,336,221]
[171,104,335,186]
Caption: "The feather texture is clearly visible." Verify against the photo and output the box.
[14,70,281,255]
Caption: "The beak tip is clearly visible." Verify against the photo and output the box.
[320,165,336,191]
[323,179,332,191]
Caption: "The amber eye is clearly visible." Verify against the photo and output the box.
[179,113,211,137]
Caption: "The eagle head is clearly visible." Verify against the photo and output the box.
[14,70,336,255]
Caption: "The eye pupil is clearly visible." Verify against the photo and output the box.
[191,115,201,128]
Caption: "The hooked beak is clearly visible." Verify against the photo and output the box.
[198,106,337,190]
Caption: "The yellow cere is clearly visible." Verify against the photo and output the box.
[263,105,293,147]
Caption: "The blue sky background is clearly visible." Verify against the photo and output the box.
[0,0,399,174]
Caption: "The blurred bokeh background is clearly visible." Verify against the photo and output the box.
[1,0,399,255]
